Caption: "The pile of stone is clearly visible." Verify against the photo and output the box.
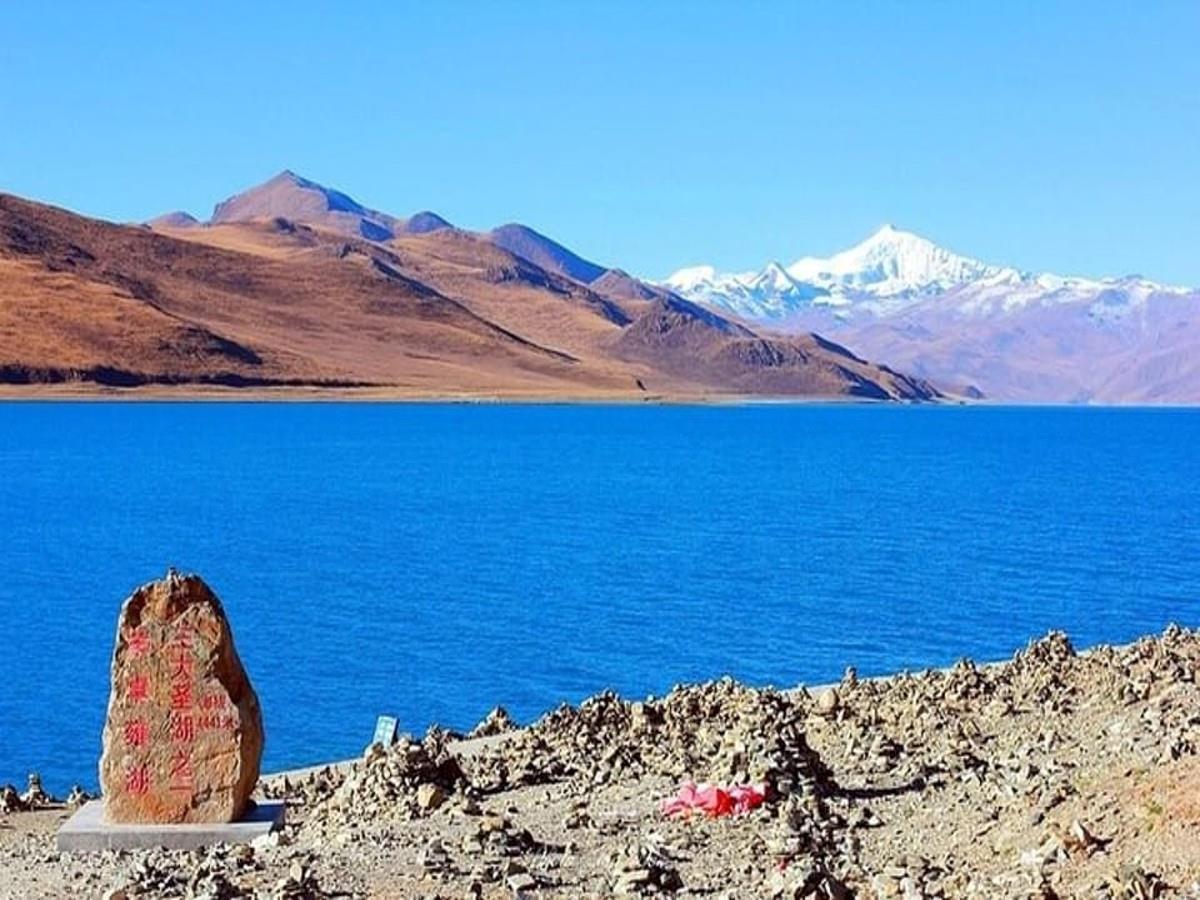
[387,804,562,893]
[0,772,58,812]
[805,633,1091,788]
[296,731,464,837]
[461,810,558,890]
[0,784,26,813]
[830,627,1200,789]
[118,853,188,896]
[467,678,834,798]
[99,845,331,900]
[467,705,517,739]
[767,864,852,900]
[271,858,329,899]
[864,854,950,900]
[608,838,683,895]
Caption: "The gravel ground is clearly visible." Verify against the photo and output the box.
[3,627,1200,899]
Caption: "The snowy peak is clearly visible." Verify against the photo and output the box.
[663,225,1001,318]
[747,261,799,293]
[661,226,1194,323]
[786,225,1005,298]
[668,264,720,287]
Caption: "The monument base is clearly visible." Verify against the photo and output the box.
[56,799,286,851]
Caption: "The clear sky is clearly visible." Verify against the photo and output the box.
[2,1,1197,283]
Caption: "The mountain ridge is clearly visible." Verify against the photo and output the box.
[0,186,937,401]
[662,226,1200,402]
[663,225,1192,317]
[150,171,716,341]
[199,170,456,241]
[113,169,1200,403]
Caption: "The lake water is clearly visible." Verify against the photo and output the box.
[1,402,1198,792]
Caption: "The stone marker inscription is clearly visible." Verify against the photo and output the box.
[99,569,264,823]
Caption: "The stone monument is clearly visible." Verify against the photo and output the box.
[97,569,264,823]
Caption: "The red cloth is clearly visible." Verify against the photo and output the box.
[661,780,766,818]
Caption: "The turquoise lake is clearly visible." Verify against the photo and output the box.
[1,402,1197,791]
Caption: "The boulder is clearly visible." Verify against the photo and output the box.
[98,569,263,823]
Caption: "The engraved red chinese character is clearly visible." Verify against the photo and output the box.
[125,764,150,795]
[169,749,193,793]
[168,623,194,681]
[128,674,150,703]
[127,626,151,658]
[123,718,149,748]
[170,648,193,681]
[171,713,196,743]
[170,681,193,710]
[169,624,193,651]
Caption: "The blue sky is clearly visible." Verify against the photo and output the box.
[2,2,1197,283]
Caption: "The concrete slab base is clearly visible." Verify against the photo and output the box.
[56,800,286,851]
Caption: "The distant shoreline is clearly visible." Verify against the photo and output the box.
[3,386,1200,407]
[0,385,941,405]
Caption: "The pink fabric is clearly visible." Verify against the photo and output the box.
[661,780,766,818]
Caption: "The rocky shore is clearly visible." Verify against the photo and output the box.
[3,628,1200,899]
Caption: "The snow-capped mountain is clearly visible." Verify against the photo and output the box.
[663,225,1006,316]
[785,224,1015,301]
[661,225,1187,321]
[667,261,830,319]
[663,227,1200,403]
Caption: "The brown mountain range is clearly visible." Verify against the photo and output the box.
[0,173,939,401]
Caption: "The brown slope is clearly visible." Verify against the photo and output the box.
[385,229,634,359]
[0,256,288,388]
[487,223,607,284]
[0,194,628,394]
[588,268,674,305]
[612,297,941,400]
[168,218,925,401]
[159,216,634,364]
